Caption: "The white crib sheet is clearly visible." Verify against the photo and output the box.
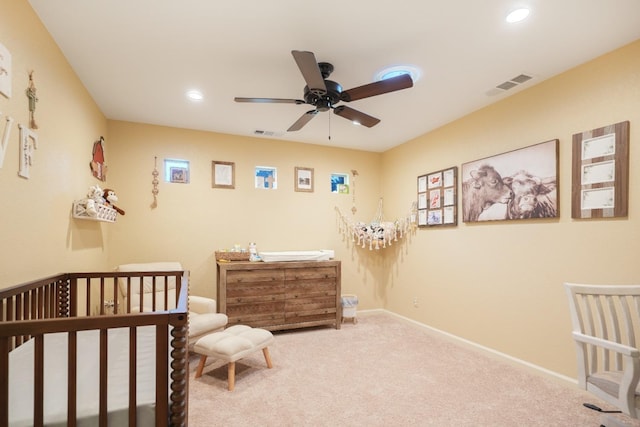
[9,326,160,426]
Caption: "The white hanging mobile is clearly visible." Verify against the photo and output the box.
[336,198,416,250]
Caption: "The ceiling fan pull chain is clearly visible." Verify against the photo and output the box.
[328,111,331,140]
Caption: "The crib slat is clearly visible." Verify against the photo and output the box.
[14,295,23,347]
[29,289,37,320]
[34,334,44,426]
[0,337,8,426]
[152,276,157,311]
[129,327,138,426]
[43,285,50,319]
[156,324,169,427]
[99,328,108,427]
[85,280,91,317]
[112,278,119,315]
[163,276,169,310]
[68,331,78,426]
[99,277,106,315]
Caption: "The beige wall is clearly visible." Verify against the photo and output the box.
[3,0,640,381]
[0,1,108,286]
[105,121,385,305]
[381,40,640,378]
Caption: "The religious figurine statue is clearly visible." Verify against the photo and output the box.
[26,71,38,129]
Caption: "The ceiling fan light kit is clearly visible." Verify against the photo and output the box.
[235,50,414,132]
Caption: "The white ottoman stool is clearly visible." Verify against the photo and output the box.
[193,325,274,391]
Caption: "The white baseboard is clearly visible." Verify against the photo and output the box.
[358,308,578,386]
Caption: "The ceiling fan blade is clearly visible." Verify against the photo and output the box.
[340,73,413,102]
[287,110,318,132]
[235,97,305,104]
[333,106,380,128]
[291,50,327,96]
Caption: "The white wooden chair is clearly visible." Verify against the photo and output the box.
[564,282,640,427]
[117,262,228,348]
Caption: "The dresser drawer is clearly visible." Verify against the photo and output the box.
[226,269,284,284]
[217,260,341,330]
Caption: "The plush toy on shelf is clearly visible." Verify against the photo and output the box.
[103,188,125,216]
[84,184,104,217]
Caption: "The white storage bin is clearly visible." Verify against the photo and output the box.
[341,294,358,324]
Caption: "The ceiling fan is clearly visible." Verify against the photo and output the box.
[234,50,414,132]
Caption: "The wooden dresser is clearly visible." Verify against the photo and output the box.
[216,260,341,331]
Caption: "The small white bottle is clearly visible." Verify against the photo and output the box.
[249,242,258,261]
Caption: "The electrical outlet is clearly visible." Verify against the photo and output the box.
[413,297,418,307]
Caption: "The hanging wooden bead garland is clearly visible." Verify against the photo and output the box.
[151,156,159,208]
[351,169,358,215]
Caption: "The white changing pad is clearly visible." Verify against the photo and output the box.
[259,250,333,263]
[9,327,161,426]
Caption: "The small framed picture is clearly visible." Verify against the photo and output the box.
[164,158,190,183]
[212,160,235,189]
[295,167,314,192]
[331,173,349,194]
[255,166,277,189]
[170,167,189,183]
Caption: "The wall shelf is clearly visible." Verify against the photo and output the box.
[72,200,117,223]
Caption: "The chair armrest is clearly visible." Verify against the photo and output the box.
[572,332,640,358]
[189,295,217,314]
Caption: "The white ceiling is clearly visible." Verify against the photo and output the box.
[28,0,640,152]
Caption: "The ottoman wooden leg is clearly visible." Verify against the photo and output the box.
[262,347,273,368]
[195,355,207,379]
[228,361,236,391]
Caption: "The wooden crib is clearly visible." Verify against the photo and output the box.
[0,270,190,426]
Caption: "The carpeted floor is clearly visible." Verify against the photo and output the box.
[187,312,638,426]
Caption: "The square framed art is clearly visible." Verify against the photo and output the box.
[212,160,235,189]
[295,167,314,192]
[417,166,457,227]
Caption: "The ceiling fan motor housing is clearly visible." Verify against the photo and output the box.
[304,79,342,111]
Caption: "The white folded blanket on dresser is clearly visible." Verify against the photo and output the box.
[259,250,333,262]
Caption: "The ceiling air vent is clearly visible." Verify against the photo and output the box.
[253,130,284,137]
[496,81,518,90]
[510,74,532,84]
[487,73,534,96]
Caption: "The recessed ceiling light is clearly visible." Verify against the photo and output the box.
[186,90,204,101]
[375,65,422,83]
[506,8,530,23]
